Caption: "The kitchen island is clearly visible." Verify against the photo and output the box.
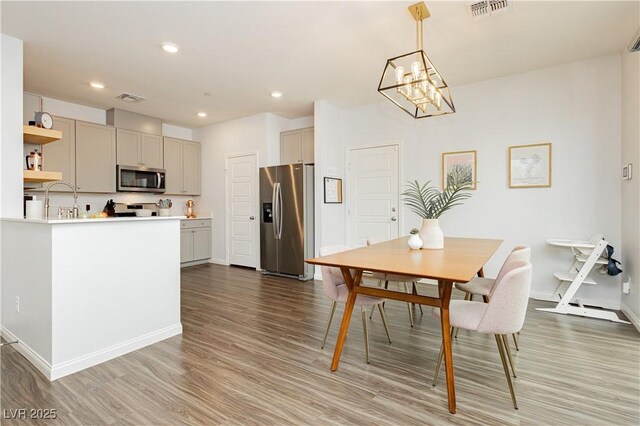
[1,216,183,380]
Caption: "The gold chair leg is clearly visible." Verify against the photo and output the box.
[370,280,383,319]
[502,334,517,377]
[495,334,518,409]
[512,332,520,351]
[403,282,414,327]
[361,306,370,364]
[321,301,337,349]
[412,282,424,315]
[378,304,392,343]
[432,327,454,386]
[433,343,445,386]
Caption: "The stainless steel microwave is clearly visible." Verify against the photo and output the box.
[117,165,166,193]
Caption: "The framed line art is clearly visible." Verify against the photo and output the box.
[509,143,552,188]
[442,150,477,190]
[324,177,343,203]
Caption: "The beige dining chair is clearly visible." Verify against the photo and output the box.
[366,237,423,327]
[454,246,531,352]
[319,245,392,364]
[432,260,532,409]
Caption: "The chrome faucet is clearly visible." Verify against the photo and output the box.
[44,181,79,219]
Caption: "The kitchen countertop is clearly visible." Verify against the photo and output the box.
[1,216,186,224]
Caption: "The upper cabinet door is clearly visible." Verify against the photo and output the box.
[301,127,314,164]
[76,121,116,193]
[116,128,141,166]
[280,130,302,164]
[42,116,76,191]
[182,141,201,195]
[163,137,183,194]
[141,133,164,169]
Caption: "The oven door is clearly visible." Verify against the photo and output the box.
[117,166,166,193]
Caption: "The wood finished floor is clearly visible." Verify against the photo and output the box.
[1,264,639,425]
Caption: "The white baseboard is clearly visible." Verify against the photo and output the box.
[209,258,229,266]
[620,302,640,333]
[3,323,182,381]
[1,327,52,380]
[529,290,620,310]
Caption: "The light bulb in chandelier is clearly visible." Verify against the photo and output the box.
[395,66,405,85]
[411,61,422,80]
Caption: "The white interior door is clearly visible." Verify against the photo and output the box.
[348,145,400,247]
[226,154,258,267]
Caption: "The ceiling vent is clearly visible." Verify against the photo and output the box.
[469,0,509,20]
[115,92,147,103]
[628,28,640,53]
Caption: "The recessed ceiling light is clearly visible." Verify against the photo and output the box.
[197,112,207,117]
[162,42,180,53]
[90,81,105,89]
[271,91,283,98]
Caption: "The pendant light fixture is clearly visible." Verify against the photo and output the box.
[377,2,455,119]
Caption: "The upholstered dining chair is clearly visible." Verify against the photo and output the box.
[454,246,531,352]
[433,260,532,409]
[366,237,423,327]
[319,245,392,364]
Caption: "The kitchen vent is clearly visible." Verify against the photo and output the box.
[629,28,640,53]
[115,92,147,103]
[469,0,509,20]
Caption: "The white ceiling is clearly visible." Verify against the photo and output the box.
[2,1,638,128]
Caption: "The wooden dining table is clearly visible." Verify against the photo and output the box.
[306,236,503,414]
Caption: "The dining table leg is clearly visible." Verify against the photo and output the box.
[330,268,363,372]
[438,279,456,414]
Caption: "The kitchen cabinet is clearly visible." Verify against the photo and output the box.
[117,129,163,169]
[180,219,211,265]
[163,137,201,195]
[40,117,76,191]
[280,127,314,165]
[75,121,116,193]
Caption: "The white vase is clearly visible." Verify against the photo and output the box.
[419,218,444,249]
[158,208,170,217]
[407,234,423,250]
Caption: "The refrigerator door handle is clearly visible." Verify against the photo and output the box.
[277,182,284,240]
[272,183,278,238]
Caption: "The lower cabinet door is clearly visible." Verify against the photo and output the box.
[192,227,212,261]
[180,229,194,263]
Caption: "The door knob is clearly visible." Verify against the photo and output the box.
[249,216,255,220]
[391,216,397,221]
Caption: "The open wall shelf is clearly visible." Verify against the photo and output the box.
[23,125,62,145]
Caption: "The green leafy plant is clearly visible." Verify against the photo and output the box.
[410,228,420,234]
[402,164,473,219]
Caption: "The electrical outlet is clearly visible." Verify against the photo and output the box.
[15,296,20,313]
[622,277,631,294]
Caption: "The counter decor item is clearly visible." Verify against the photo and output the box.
[26,200,44,219]
[407,228,423,250]
[401,164,473,249]
[157,199,172,216]
[103,199,116,217]
[186,199,196,219]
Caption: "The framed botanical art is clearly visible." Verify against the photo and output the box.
[442,150,477,190]
[324,177,343,203]
[509,143,552,188]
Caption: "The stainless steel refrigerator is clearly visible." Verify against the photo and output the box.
[260,164,314,280]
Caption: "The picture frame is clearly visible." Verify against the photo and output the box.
[509,142,552,188]
[324,177,343,204]
[442,150,477,190]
